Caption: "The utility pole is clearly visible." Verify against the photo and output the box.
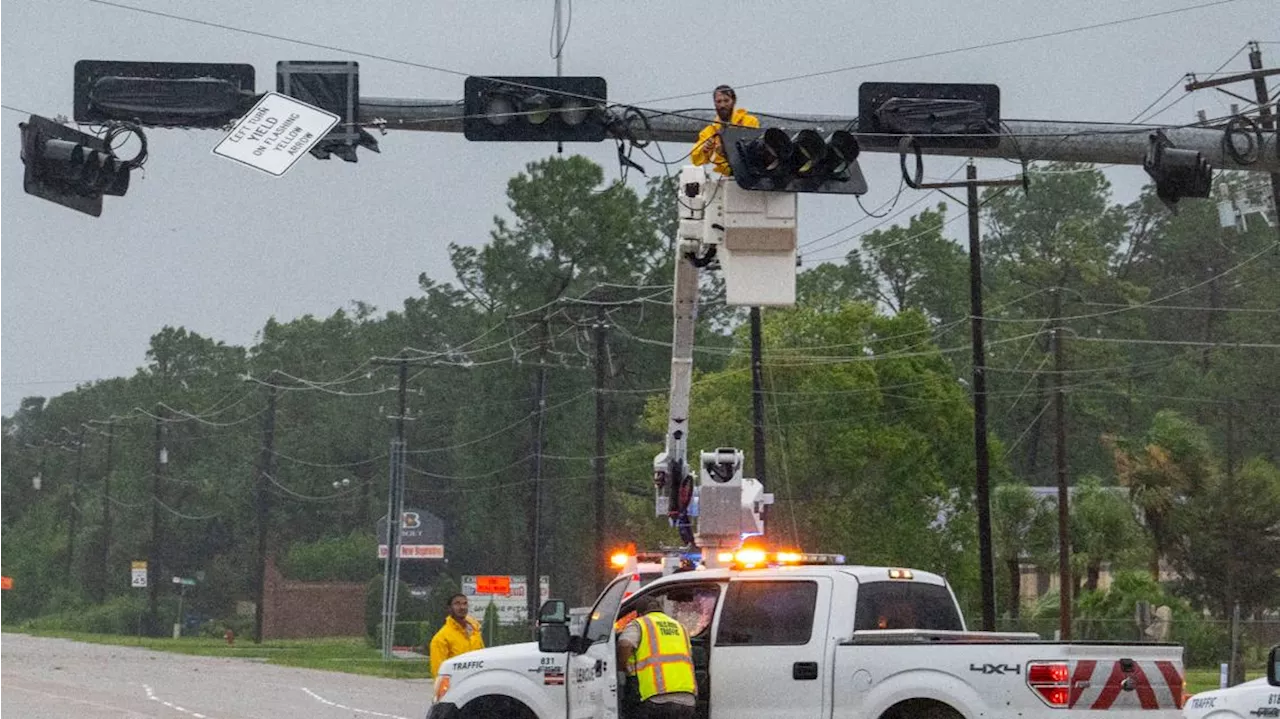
[1053,292,1072,641]
[1184,41,1280,239]
[380,358,410,659]
[94,418,116,602]
[67,427,86,581]
[593,305,610,592]
[149,406,166,635]
[253,381,278,644]
[901,162,1021,632]
[528,319,550,628]
[749,307,768,488]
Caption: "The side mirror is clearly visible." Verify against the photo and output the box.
[538,623,571,654]
[539,599,568,625]
[1268,644,1279,687]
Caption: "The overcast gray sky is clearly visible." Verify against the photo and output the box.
[3,0,1276,415]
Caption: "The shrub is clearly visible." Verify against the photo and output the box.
[280,532,379,582]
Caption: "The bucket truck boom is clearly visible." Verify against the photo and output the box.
[652,165,797,567]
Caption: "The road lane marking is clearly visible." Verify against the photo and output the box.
[302,687,410,719]
[144,683,215,718]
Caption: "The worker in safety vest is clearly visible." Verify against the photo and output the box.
[429,593,484,676]
[616,595,696,719]
[690,84,760,176]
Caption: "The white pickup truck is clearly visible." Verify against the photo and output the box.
[426,557,1186,719]
[1182,645,1280,719]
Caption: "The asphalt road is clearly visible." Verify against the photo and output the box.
[1,633,433,719]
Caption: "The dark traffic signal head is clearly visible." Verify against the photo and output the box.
[463,76,607,142]
[723,127,869,194]
[277,61,379,162]
[858,82,1000,149]
[19,115,135,217]
[75,61,256,128]
[1144,130,1212,210]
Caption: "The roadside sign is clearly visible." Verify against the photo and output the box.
[474,575,511,595]
[462,575,549,625]
[1,576,12,590]
[211,91,338,177]
[131,560,147,588]
[172,576,197,586]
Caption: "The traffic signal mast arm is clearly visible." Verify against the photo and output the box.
[356,99,1280,173]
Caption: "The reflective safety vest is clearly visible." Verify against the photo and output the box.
[630,611,696,700]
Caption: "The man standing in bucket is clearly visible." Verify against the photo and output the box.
[691,85,760,176]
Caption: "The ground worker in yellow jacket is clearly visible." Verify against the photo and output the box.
[616,595,696,719]
[690,85,760,176]
[429,593,484,676]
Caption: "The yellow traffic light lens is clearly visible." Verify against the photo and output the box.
[523,93,552,125]
[791,130,826,176]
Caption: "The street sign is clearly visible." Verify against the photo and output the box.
[211,92,339,177]
[131,560,147,588]
[171,576,196,586]
[462,575,549,625]
[474,575,511,595]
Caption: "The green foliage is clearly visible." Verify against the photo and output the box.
[5,155,1278,643]
[20,593,170,635]
[279,532,379,582]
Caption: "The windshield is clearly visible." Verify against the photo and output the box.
[583,576,632,644]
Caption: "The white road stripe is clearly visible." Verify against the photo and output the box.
[302,687,410,719]
[143,683,217,718]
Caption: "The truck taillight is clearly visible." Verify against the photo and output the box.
[1027,662,1070,708]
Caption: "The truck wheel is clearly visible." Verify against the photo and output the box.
[882,699,963,719]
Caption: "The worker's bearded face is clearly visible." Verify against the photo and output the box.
[714,91,734,122]
[450,596,469,621]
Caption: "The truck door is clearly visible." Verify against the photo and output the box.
[566,576,631,719]
[710,577,832,719]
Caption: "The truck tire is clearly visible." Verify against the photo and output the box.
[459,695,537,719]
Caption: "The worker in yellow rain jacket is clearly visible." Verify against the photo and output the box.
[429,593,484,676]
[616,595,696,719]
[690,85,760,176]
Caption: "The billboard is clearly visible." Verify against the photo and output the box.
[376,509,444,560]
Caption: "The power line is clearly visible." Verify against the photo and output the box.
[636,0,1248,104]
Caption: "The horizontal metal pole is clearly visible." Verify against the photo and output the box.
[358,98,1280,173]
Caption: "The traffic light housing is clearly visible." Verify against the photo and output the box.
[858,82,1001,149]
[463,76,607,142]
[722,127,868,194]
[1144,130,1212,210]
[19,114,132,217]
[277,61,379,162]
[75,60,256,128]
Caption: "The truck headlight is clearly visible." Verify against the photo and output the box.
[433,675,451,703]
